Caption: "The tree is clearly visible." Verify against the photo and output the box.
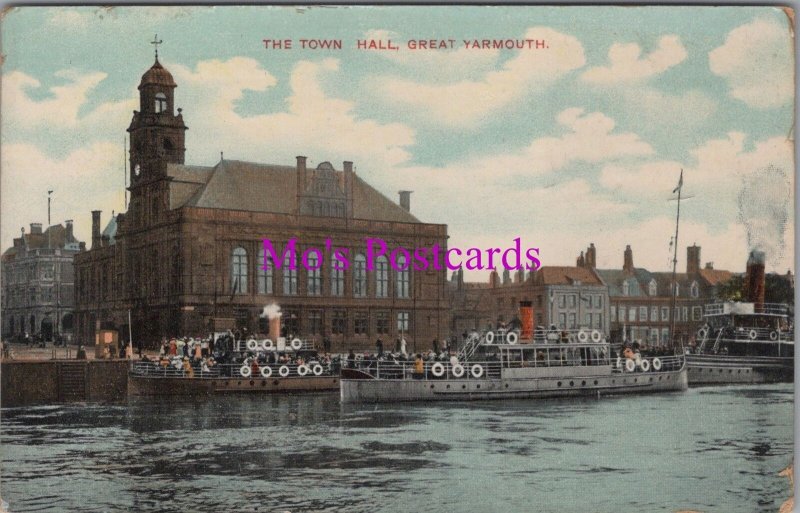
[715,274,794,305]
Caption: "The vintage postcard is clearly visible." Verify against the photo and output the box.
[0,5,795,513]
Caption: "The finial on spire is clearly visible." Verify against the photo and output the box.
[151,34,163,60]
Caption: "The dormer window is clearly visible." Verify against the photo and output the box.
[648,279,657,296]
[622,280,629,296]
[155,93,167,113]
[690,281,699,298]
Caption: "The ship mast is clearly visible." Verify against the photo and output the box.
[669,170,683,350]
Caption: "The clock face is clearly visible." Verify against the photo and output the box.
[134,164,141,177]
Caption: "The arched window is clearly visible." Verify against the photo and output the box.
[691,281,699,298]
[331,265,344,296]
[307,253,321,295]
[283,253,297,295]
[257,248,273,294]
[396,254,410,298]
[648,279,657,296]
[353,254,367,297]
[231,247,247,294]
[155,93,167,113]
[376,256,389,298]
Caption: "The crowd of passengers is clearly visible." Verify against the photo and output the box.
[135,331,340,377]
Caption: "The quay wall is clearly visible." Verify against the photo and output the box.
[1,360,129,407]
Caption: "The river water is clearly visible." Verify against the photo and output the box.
[1,384,793,513]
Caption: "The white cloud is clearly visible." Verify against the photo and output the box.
[1,142,124,247]
[170,56,417,171]
[372,27,586,127]
[582,35,687,84]
[595,131,794,271]
[709,16,793,109]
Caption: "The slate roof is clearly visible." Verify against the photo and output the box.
[166,159,420,224]
[534,266,604,286]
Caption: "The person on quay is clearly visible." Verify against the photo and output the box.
[194,340,202,361]
[169,338,177,356]
[347,349,356,369]
[76,345,87,360]
[376,339,384,358]
[250,357,260,376]
[432,338,439,354]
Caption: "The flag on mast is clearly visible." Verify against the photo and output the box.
[672,169,683,194]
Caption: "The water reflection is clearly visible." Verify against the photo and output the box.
[1,385,793,513]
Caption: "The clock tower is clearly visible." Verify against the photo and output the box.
[127,41,187,227]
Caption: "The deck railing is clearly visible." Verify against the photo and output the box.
[131,360,336,379]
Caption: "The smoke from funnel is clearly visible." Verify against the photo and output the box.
[737,165,790,267]
[260,303,282,320]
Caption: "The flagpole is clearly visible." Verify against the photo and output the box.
[669,170,683,350]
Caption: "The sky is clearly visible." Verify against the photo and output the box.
[1,6,795,277]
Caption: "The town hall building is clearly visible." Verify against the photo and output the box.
[73,55,449,351]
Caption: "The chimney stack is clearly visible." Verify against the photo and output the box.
[502,269,511,285]
[519,300,534,341]
[489,270,499,288]
[515,269,524,283]
[30,223,42,234]
[65,220,74,242]
[577,251,585,267]
[457,268,464,290]
[745,250,766,310]
[687,244,701,275]
[296,156,307,202]
[91,210,101,249]
[398,190,412,212]
[623,245,634,274]
[586,243,596,268]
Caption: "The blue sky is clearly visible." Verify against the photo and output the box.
[1,6,794,275]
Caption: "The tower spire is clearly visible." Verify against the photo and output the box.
[151,34,163,60]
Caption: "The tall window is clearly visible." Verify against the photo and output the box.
[397,311,410,333]
[639,306,647,321]
[622,281,629,296]
[376,311,389,335]
[155,93,167,113]
[661,307,669,321]
[628,308,636,322]
[231,247,247,294]
[650,307,658,322]
[396,255,410,298]
[307,253,321,295]
[283,253,297,295]
[648,280,657,296]
[354,312,368,335]
[568,313,576,329]
[258,248,273,294]
[332,310,347,335]
[331,266,344,296]
[308,310,322,335]
[610,305,617,322]
[353,254,367,297]
[376,256,389,298]
[558,313,566,329]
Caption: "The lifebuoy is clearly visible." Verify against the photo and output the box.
[260,366,272,378]
[262,339,274,351]
[698,327,708,339]
[279,365,290,377]
[291,338,303,350]
[577,330,589,343]
[431,363,445,377]
[240,366,252,378]
[506,331,519,344]
[652,358,662,371]
[625,359,636,372]
[640,359,651,372]
[485,331,495,344]
[246,339,258,351]
[770,331,779,341]
[471,364,484,378]
[312,364,324,376]
[748,329,758,340]
[591,330,602,343]
[298,364,310,376]
[452,363,465,378]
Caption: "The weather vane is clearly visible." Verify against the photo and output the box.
[151,34,163,59]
